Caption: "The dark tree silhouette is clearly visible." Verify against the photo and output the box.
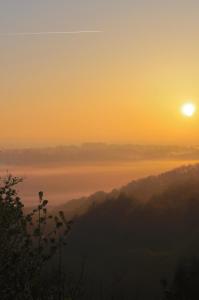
[0,175,72,300]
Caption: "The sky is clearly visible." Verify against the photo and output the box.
[1,0,199,147]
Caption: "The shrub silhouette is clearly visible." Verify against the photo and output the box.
[0,175,72,300]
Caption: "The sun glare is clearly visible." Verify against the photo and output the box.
[181,103,196,117]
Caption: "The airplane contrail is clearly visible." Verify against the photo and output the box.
[0,30,102,37]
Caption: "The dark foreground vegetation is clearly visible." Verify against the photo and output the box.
[0,175,73,300]
[1,165,199,299]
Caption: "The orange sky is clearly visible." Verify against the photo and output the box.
[1,1,199,147]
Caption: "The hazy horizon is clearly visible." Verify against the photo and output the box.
[1,141,199,150]
[1,143,199,206]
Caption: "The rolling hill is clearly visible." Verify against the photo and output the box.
[57,164,199,299]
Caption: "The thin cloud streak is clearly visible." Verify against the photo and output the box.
[0,30,103,37]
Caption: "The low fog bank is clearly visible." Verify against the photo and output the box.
[1,143,199,206]
[1,160,198,206]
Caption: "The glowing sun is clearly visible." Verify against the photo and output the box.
[181,103,196,117]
